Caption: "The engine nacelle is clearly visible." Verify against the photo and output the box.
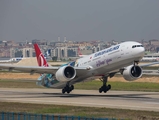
[122,65,142,81]
[55,66,76,81]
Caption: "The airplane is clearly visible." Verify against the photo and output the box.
[0,59,13,63]
[141,56,159,62]
[0,41,159,94]
[0,55,24,63]
[78,47,87,57]
[44,49,51,59]
[9,56,24,62]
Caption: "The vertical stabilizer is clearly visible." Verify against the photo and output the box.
[78,47,82,56]
[34,44,49,67]
[78,47,87,57]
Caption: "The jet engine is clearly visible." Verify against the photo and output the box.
[122,65,142,81]
[55,66,76,81]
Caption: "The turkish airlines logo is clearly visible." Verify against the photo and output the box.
[38,53,47,67]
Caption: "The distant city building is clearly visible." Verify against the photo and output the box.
[22,48,33,57]
[1,39,159,59]
[10,48,16,58]
[32,39,47,45]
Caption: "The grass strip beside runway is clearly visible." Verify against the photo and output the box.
[0,79,159,92]
[75,81,159,92]
[0,102,159,120]
[0,79,40,88]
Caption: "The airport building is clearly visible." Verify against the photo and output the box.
[10,48,16,58]
[51,46,77,60]
[22,48,33,57]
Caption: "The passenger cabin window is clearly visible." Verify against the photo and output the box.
[132,45,143,48]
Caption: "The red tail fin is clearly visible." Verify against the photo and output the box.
[78,47,82,55]
[34,44,49,67]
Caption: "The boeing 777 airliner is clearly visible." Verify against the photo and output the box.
[0,41,158,94]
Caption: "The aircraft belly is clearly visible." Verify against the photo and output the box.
[48,75,89,89]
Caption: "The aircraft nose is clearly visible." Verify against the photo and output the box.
[132,46,145,58]
[141,46,145,53]
[138,46,145,57]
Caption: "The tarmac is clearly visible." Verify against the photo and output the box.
[0,88,159,112]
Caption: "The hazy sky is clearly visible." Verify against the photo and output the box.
[1,0,159,42]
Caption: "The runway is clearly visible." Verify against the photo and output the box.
[0,88,159,112]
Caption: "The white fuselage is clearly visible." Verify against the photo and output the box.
[75,41,145,77]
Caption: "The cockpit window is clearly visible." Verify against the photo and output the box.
[132,45,143,48]
[132,45,136,48]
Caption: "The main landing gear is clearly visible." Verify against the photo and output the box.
[62,84,74,94]
[99,76,111,93]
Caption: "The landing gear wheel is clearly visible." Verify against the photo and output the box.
[70,85,74,91]
[104,89,107,93]
[62,84,74,94]
[99,88,102,93]
[62,88,65,94]
[107,84,111,90]
[67,90,70,94]
[99,76,111,93]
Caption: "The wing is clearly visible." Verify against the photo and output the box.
[107,62,159,77]
[0,64,88,75]
[0,64,59,74]
[139,62,159,67]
